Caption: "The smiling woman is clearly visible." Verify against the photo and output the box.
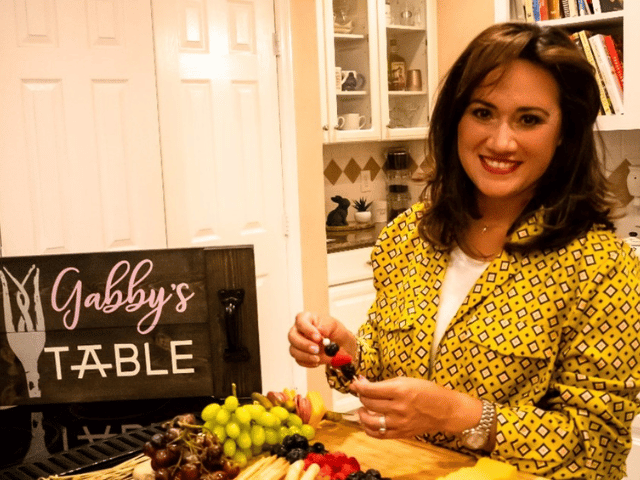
[457,60,562,206]
[455,59,564,260]
[288,22,640,480]
[422,22,606,255]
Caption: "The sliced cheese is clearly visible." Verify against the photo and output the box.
[436,457,517,480]
[474,457,517,479]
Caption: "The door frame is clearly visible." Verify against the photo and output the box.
[273,0,306,393]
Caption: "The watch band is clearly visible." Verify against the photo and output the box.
[459,399,495,450]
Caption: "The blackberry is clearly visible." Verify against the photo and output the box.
[341,363,356,380]
[290,433,309,450]
[282,435,296,450]
[285,447,308,463]
[324,342,339,357]
[271,444,288,457]
[310,442,327,454]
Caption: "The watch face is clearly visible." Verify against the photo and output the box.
[464,431,486,450]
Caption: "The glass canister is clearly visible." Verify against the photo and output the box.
[386,148,411,221]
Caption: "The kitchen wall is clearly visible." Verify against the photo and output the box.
[290,0,333,401]
[436,0,494,77]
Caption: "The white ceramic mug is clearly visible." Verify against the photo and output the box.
[337,113,366,130]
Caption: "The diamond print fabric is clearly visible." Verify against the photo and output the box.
[326,203,640,480]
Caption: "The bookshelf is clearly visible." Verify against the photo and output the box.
[495,1,640,131]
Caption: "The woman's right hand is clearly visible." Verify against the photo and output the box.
[287,312,356,368]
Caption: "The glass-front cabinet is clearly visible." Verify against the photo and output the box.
[317,0,438,143]
[381,1,437,140]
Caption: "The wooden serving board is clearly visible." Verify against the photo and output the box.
[314,421,545,480]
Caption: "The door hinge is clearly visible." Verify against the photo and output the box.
[272,32,281,57]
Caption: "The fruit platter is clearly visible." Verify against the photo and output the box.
[35,385,543,480]
[35,385,393,480]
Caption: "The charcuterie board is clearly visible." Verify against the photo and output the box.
[314,421,546,480]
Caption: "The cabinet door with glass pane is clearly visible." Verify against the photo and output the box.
[319,0,382,143]
[379,0,438,140]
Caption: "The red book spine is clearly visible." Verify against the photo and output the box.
[604,35,623,90]
[539,0,549,19]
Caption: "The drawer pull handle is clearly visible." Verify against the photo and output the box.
[219,289,250,362]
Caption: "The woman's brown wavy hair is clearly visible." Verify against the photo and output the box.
[420,22,615,253]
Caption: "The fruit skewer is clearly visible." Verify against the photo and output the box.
[323,339,357,381]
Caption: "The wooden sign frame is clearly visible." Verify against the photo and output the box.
[0,246,261,406]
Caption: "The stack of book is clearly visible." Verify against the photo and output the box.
[570,30,624,115]
[512,0,623,21]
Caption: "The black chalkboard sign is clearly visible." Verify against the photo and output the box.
[0,246,261,406]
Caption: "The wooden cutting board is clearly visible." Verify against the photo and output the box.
[314,421,546,480]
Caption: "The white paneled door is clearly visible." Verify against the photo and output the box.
[151,0,292,392]
[0,0,296,392]
[0,0,167,255]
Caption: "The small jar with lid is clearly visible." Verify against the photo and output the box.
[386,148,411,221]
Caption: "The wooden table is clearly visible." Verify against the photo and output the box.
[314,420,545,480]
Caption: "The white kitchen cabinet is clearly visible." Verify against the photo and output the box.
[495,2,640,131]
[317,0,438,143]
[327,247,375,412]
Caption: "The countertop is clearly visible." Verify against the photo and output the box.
[315,420,546,479]
[326,222,385,254]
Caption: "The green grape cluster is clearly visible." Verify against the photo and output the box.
[201,395,316,468]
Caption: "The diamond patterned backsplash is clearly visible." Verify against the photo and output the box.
[324,146,430,186]
[323,141,430,222]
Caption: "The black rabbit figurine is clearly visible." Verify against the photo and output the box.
[326,195,350,226]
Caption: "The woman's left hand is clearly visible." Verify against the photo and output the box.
[349,376,482,439]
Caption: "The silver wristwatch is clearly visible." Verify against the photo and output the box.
[459,399,495,450]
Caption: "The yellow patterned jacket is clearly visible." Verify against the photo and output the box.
[327,203,640,480]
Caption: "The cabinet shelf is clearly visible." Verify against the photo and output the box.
[389,90,426,96]
[335,33,367,41]
[387,24,426,32]
[537,11,623,29]
[337,90,368,96]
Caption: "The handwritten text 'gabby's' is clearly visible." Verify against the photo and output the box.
[50,260,195,334]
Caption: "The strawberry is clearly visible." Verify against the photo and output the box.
[340,462,358,476]
[345,456,360,471]
[318,464,333,479]
[305,452,325,467]
[330,352,353,368]
[322,454,339,471]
